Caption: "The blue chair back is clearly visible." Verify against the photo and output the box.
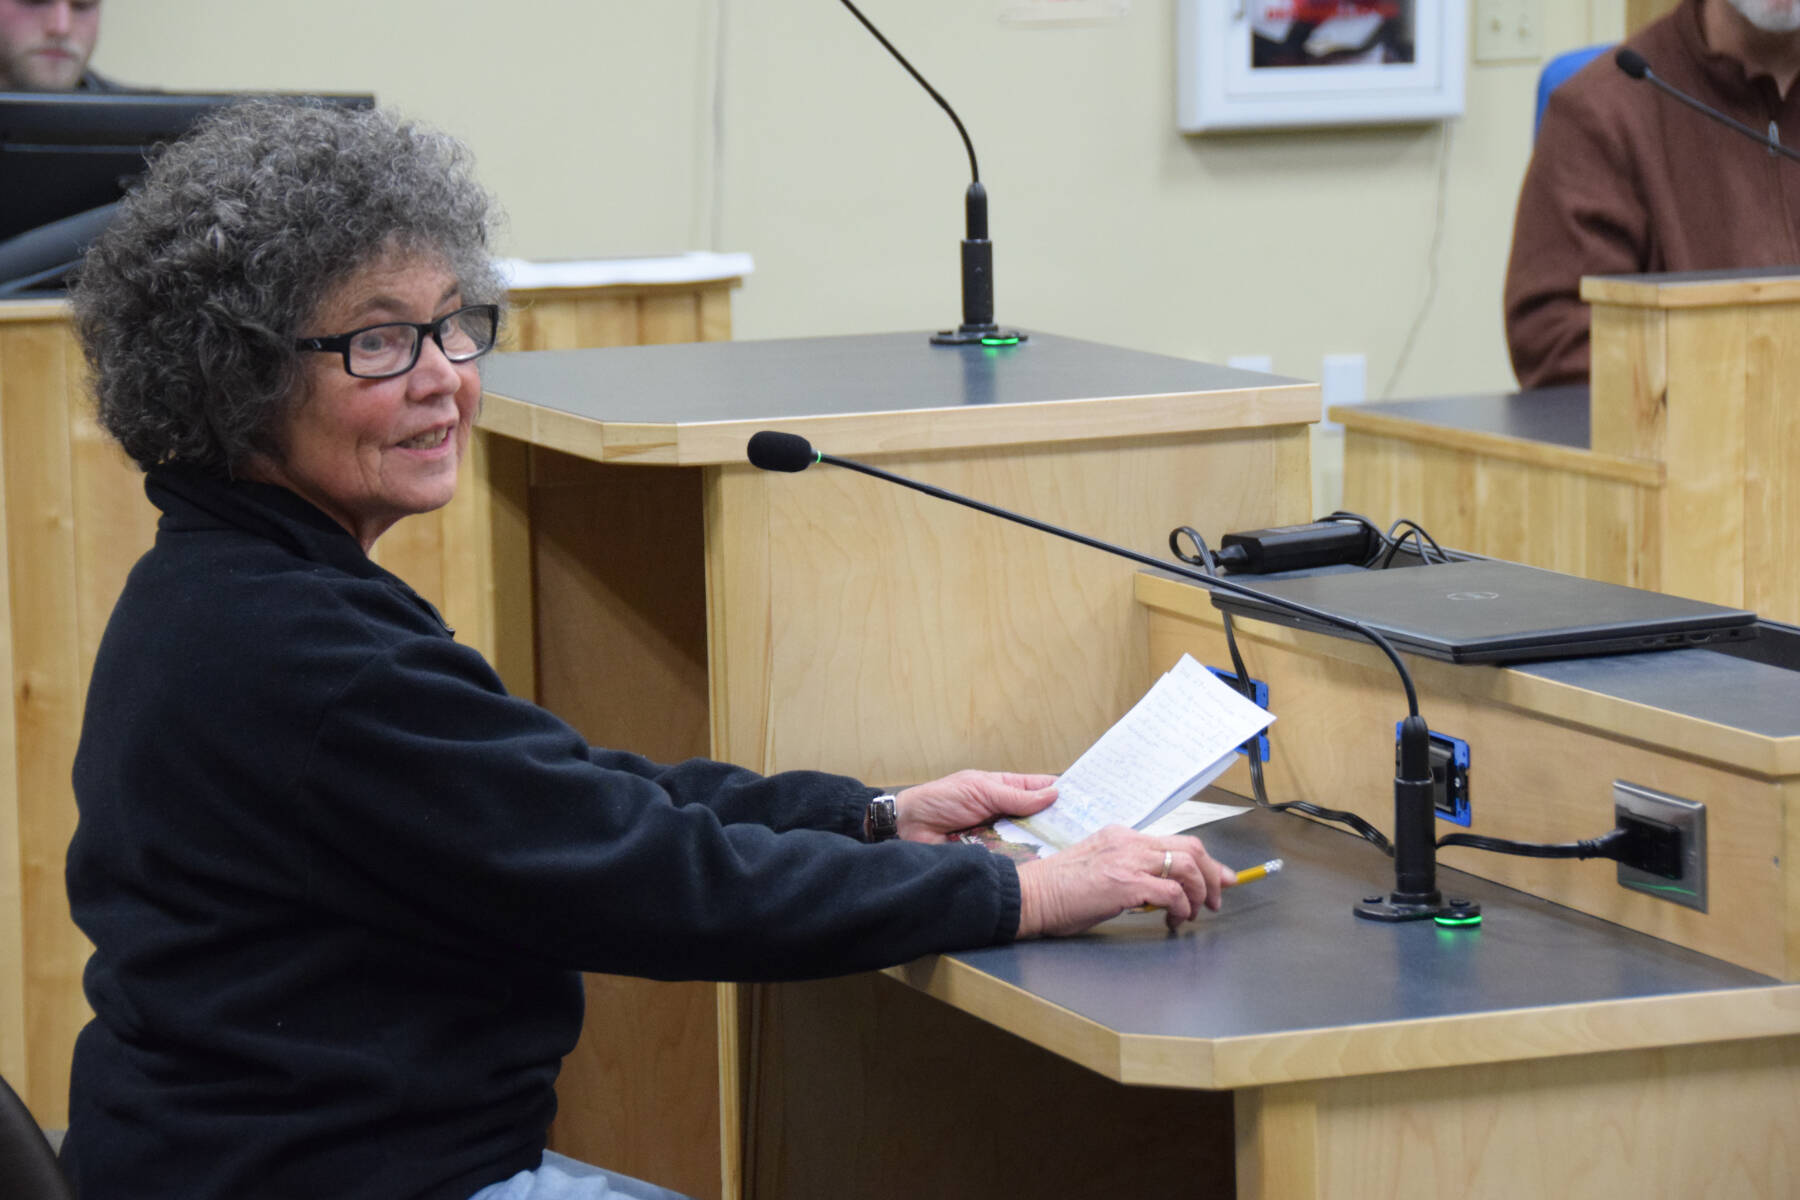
[1535,44,1612,139]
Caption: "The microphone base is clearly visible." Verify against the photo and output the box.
[1354,892,1482,923]
[930,325,1028,347]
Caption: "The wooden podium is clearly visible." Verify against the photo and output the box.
[1339,269,1800,625]
[0,266,741,1126]
[471,332,1317,1198]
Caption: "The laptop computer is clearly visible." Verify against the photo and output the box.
[1205,559,1758,664]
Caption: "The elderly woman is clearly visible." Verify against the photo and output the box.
[61,101,1232,1200]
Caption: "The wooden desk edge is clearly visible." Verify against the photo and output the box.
[506,277,743,304]
[1134,573,1800,779]
[1,280,746,325]
[887,956,1800,1092]
[0,298,73,322]
[480,383,1321,466]
[1331,405,1663,487]
[1580,273,1800,309]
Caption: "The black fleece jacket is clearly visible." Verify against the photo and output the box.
[63,466,1020,1200]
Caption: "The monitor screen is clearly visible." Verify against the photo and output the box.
[0,90,375,295]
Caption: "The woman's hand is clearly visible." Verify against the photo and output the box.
[893,770,1058,843]
[1016,827,1235,937]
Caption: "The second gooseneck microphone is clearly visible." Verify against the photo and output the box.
[837,0,1026,347]
[1614,47,1800,164]
[746,429,1470,924]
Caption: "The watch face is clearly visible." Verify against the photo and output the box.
[868,795,898,841]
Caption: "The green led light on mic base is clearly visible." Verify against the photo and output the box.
[1434,912,1483,928]
[980,335,1020,346]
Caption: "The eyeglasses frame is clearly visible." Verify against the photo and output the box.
[294,303,501,380]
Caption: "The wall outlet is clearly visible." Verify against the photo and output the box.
[1474,0,1544,63]
[1394,725,1470,825]
[1208,667,1270,762]
[1613,781,1707,912]
[1319,352,1365,433]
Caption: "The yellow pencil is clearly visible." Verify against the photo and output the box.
[1229,858,1284,887]
[1133,857,1283,912]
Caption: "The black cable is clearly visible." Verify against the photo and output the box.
[1176,520,1646,870]
[1381,517,1449,567]
[1438,828,1628,861]
[837,0,980,183]
[1317,510,1390,567]
[1168,526,1395,857]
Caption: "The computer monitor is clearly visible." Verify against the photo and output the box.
[0,90,375,296]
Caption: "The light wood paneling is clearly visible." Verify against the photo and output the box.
[1587,302,1667,462]
[496,288,739,1198]
[0,318,23,1100]
[1660,307,1746,606]
[1341,428,1661,590]
[1,313,91,1120]
[480,376,1321,468]
[1301,1039,1800,1200]
[1743,303,1800,624]
[548,975,726,1200]
[703,429,1310,782]
[1234,1086,1319,1200]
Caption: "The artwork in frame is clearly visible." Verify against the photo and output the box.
[1177,1,1467,133]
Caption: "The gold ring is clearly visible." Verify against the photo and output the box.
[1159,849,1173,879]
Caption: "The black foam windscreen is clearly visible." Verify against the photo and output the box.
[746,431,817,473]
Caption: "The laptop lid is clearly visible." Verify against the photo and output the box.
[1206,560,1758,664]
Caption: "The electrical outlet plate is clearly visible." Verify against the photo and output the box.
[1613,781,1707,912]
[1474,0,1544,63]
[1208,667,1270,762]
[1393,725,1470,825]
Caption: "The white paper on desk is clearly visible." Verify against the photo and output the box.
[495,251,755,290]
[1138,798,1250,839]
[995,654,1272,854]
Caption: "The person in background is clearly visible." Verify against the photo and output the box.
[1504,0,1800,389]
[62,99,1234,1200]
[0,0,106,91]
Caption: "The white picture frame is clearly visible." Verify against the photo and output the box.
[1177,1,1467,133]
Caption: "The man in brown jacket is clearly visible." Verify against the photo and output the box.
[1504,0,1800,389]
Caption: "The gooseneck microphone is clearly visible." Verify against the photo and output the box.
[1614,48,1800,164]
[746,429,1473,923]
[837,0,1026,347]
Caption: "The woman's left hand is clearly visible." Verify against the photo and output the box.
[894,770,1058,843]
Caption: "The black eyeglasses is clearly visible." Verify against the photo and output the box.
[295,304,500,379]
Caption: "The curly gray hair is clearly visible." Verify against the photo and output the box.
[72,100,504,473]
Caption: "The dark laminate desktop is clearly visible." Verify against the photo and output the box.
[480,330,1314,463]
[758,804,1800,1200]
[1341,384,1588,450]
[918,805,1781,1083]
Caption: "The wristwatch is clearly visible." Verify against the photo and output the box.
[863,792,899,843]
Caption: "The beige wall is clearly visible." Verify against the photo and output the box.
[91,1,1629,400]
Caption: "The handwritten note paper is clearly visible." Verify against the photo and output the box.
[994,654,1273,853]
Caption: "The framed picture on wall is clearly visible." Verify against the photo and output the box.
[1177,1,1466,132]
